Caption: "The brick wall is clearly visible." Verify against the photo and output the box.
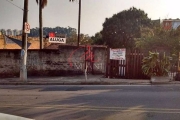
[0,45,107,77]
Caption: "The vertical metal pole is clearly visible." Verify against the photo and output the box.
[20,0,28,82]
[77,0,81,47]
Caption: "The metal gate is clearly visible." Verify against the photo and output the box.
[106,49,149,79]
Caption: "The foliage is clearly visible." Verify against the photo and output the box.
[29,26,77,37]
[135,26,180,57]
[67,33,93,45]
[91,32,104,45]
[66,32,77,45]
[142,51,170,77]
[79,34,93,45]
[101,7,152,48]
[36,0,47,8]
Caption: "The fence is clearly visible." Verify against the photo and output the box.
[106,49,149,79]
[106,49,180,80]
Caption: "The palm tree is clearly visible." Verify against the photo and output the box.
[36,0,76,49]
[36,0,47,49]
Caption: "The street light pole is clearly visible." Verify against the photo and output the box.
[77,0,81,47]
[20,0,28,81]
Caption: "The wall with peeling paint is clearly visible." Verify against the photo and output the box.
[0,46,107,77]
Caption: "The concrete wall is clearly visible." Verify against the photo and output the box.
[0,45,107,77]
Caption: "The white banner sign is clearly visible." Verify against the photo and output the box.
[49,37,66,43]
[110,48,126,60]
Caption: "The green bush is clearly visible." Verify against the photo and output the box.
[142,51,170,77]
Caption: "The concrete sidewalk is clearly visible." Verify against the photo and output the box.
[0,75,180,85]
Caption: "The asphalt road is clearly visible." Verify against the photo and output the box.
[0,85,180,120]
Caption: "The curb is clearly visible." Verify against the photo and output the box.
[0,82,152,85]
[0,81,180,85]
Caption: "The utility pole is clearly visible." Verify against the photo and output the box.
[39,0,43,49]
[20,0,28,81]
[77,0,81,47]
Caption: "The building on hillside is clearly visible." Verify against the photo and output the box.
[13,29,19,36]
[19,30,22,35]
[0,29,22,36]
[6,29,13,36]
[162,19,180,30]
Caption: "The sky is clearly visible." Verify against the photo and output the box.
[0,0,180,36]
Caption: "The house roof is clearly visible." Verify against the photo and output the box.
[0,35,40,49]
[163,19,180,22]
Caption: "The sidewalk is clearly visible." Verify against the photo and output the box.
[0,75,180,85]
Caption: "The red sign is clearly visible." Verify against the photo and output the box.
[49,32,55,37]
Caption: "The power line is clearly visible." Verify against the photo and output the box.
[6,0,24,11]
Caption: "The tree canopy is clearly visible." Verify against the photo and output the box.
[135,26,180,56]
[29,26,76,37]
[101,7,152,48]
[36,0,47,9]
[91,32,103,45]
[67,33,93,45]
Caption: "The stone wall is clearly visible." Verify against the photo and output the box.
[0,45,107,77]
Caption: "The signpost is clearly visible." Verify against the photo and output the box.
[24,22,30,33]
[110,48,126,60]
[49,37,66,43]
[48,32,66,43]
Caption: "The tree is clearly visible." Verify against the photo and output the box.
[28,26,77,37]
[36,0,75,49]
[101,7,152,48]
[135,25,180,67]
[91,32,103,45]
[66,33,93,45]
[36,0,47,49]
[66,32,77,45]
[135,26,180,56]
[79,34,93,45]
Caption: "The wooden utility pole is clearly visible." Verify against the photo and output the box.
[77,0,81,47]
[20,0,28,81]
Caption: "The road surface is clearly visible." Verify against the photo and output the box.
[0,85,180,120]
